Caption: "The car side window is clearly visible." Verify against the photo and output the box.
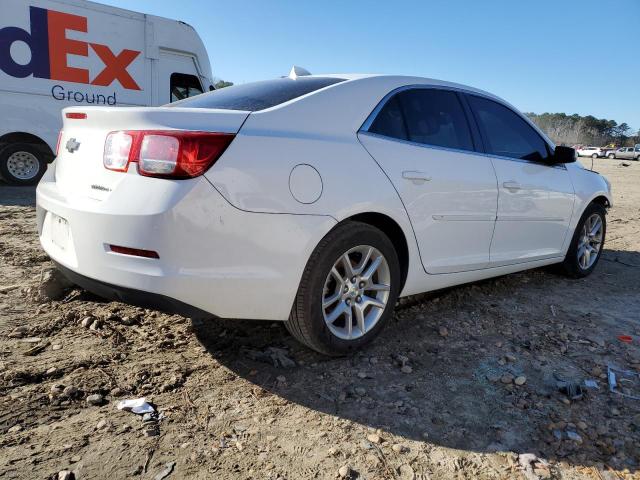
[396,89,474,151]
[368,95,408,140]
[468,95,549,162]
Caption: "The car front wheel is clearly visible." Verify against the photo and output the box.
[560,202,606,278]
[607,153,615,159]
[591,153,598,159]
[286,221,401,355]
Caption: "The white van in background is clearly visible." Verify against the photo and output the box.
[0,0,214,184]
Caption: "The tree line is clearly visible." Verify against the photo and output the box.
[526,112,639,147]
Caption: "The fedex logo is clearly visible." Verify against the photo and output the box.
[0,6,141,90]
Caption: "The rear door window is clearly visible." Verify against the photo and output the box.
[368,96,408,140]
[169,77,345,111]
[367,88,474,152]
[468,95,549,162]
[170,73,204,102]
[396,89,474,151]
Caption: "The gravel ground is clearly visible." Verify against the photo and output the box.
[1,158,639,480]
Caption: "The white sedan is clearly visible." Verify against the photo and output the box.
[36,69,612,355]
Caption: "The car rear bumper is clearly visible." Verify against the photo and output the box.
[53,260,211,318]
[36,164,337,320]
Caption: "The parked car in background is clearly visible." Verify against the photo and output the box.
[610,147,640,160]
[36,70,612,355]
[577,146,603,158]
[0,0,213,185]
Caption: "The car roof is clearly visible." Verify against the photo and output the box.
[310,73,505,102]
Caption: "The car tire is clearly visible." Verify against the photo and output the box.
[285,221,401,356]
[559,202,606,278]
[591,153,598,159]
[0,143,48,185]
[607,153,615,159]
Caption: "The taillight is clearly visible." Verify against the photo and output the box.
[104,132,134,172]
[56,131,63,156]
[102,130,235,178]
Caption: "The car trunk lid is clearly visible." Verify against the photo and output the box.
[54,106,249,201]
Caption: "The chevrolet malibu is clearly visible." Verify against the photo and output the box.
[36,69,612,355]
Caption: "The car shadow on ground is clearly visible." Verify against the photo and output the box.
[192,250,640,470]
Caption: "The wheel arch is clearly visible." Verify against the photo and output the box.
[0,132,54,161]
[338,211,410,293]
[591,194,611,209]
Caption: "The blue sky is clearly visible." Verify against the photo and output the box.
[101,0,640,130]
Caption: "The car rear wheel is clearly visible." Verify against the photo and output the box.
[559,202,606,278]
[0,143,47,185]
[285,221,401,355]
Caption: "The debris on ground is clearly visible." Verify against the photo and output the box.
[38,266,73,301]
[153,461,176,480]
[608,365,640,400]
[244,346,296,368]
[57,471,75,480]
[116,397,156,414]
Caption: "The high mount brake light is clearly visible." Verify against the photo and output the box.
[103,131,235,178]
[66,112,87,119]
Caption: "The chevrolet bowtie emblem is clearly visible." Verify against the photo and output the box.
[66,138,80,153]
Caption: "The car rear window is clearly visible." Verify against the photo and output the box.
[168,77,346,111]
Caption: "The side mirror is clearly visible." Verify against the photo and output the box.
[551,146,576,164]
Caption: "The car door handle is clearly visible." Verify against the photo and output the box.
[402,171,432,183]
[502,181,522,191]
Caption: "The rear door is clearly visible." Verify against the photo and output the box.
[465,94,574,266]
[625,147,635,159]
[358,87,498,274]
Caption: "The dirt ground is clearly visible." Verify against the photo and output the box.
[1,158,639,480]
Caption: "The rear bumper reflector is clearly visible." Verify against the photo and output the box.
[109,245,159,259]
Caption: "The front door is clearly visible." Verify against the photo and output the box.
[359,88,498,274]
[466,94,574,266]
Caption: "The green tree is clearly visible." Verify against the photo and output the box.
[213,79,234,89]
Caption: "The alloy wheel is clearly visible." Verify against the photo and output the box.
[322,245,391,340]
[577,213,603,270]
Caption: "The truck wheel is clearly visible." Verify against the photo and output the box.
[0,144,47,185]
[285,221,401,356]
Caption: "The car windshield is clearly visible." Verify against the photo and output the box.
[167,77,346,111]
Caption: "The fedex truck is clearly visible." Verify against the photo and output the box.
[0,0,214,184]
